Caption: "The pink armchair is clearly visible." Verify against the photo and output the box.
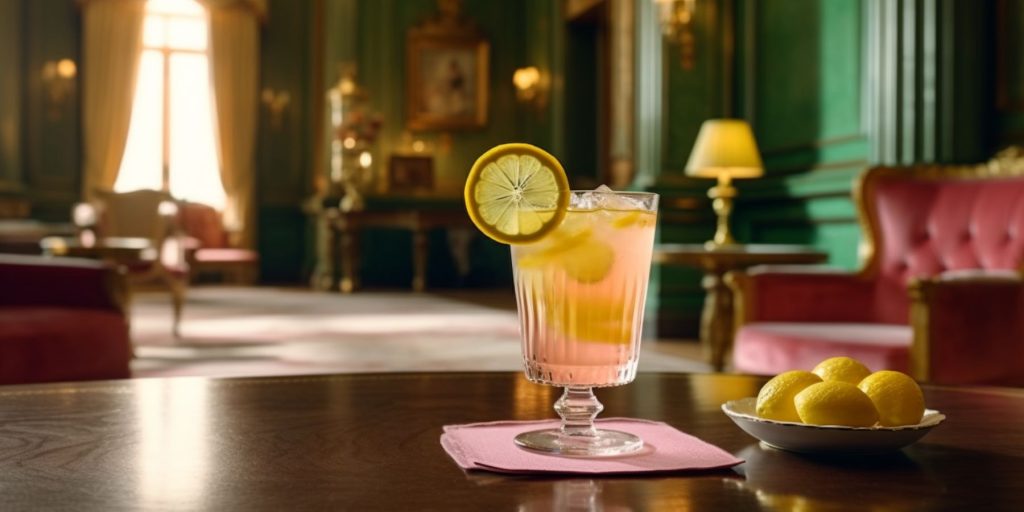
[728,150,1024,386]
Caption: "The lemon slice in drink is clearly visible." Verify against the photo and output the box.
[465,143,570,244]
[516,226,614,283]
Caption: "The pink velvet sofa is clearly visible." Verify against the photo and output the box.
[728,150,1024,386]
[0,254,132,385]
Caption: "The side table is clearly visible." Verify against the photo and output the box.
[40,236,156,263]
[654,243,828,371]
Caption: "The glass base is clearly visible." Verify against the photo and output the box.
[514,428,643,457]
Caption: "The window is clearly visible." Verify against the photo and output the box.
[115,0,226,210]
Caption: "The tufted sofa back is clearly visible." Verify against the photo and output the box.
[864,170,1024,323]
[178,201,230,249]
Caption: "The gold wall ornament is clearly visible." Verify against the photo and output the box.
[260,88,291,130]
[655,0,697,70]
[41,58,77,119]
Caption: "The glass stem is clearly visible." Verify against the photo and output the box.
[555,387,603,437]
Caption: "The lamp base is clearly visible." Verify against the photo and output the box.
[705,179,738,248]
[703,239,739,251]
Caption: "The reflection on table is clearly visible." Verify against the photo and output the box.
[0,372,1019,510]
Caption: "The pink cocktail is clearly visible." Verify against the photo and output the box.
[511,189,658,456]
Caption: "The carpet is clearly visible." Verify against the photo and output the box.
[130,287,709,379]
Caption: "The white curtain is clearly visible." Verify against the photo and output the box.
[81,0,146,199]
[202,0,265,249]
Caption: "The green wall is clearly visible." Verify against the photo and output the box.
[320,0,539,287]
[653,0,1001,338]
[0,0,80,221]
[996,0,1024,147]
[354,0,527,193]
[0,0,22,196]
[737,0,865,268]
[256,0,314,282]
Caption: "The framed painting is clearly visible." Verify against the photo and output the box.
[388,155,435,193]
[405,7,489,130]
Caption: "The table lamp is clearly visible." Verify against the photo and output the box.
[685,119,764,248]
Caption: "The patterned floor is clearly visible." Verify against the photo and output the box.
[130,287,709,379]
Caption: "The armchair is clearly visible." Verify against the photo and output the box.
[728,150,1024,386]
[93,189,189,337]
[177,201,259,283]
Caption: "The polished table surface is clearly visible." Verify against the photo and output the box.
[0,372,1021,511]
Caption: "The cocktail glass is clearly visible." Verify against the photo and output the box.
[511,190,658,457]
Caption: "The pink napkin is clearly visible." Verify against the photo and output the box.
[441,418,743,475]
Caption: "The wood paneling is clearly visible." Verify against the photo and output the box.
[996,0,1024,145]
[0,0,22,195]
[754,0,863,154]
[23,0,80,220]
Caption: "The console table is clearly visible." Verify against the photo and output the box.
[655,244,828,371]
[309,196,472,292]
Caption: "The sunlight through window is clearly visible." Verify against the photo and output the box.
[116,0,226,210]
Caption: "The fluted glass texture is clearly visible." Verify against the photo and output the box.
[512,191,658,387]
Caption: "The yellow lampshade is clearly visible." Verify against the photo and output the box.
[685,119,764,179]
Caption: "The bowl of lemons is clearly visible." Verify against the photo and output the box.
[722,357,945,453]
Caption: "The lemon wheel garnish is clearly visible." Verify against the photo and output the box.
[465,143,570,245]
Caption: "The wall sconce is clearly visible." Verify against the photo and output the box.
[513,66,548,109]
[655,0,697,70]
[261,88,291,129]
[41,58,77,119]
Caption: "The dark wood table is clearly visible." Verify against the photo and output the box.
[654,244,829,371]
[309,199,472,293]
[0,372,1020,511]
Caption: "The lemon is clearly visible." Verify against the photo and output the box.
[794,381,879,427]
[465,143,570,245]
[812,356,872,385]
[561,237,614,282]
[611,210,657,229]
[755,370,822,422]
[517,223,615,283]
[858,371,925,427]
[539,285,638,345]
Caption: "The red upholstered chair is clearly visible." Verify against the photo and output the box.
[728,150,1024,386]
[0,254,132,385]
[177,201,259,284]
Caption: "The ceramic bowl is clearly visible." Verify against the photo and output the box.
[722,397,945,453]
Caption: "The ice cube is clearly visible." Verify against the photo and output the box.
[591,184,642,210]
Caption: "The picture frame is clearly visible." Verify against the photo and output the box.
[388,155,435,193]
[405,8,489,131]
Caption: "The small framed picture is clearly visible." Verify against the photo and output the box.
[388,155,435,193]
[405,19,489,130]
